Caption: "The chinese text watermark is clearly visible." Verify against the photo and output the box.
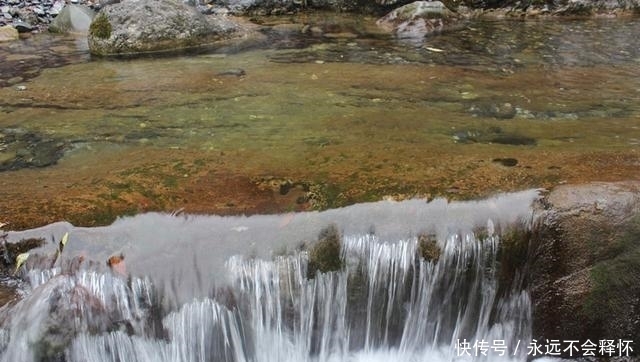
[456,339,633,357]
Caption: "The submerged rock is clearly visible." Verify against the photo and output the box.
[452,127,536,146]
[492,157,518,167]
[87,0,252,56]
[48,4,95,34]
[0,129,69,171]
[376,1,462,40]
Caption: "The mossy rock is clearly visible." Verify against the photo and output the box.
[307,224,343,278]
[583,214,640,341]
[87,0,244,56]
[418,233,441,263]
[89,13,111,39]
[529,182,640,345]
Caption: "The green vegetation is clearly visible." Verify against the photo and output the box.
[307,224,343,279]
[89,13,112,39]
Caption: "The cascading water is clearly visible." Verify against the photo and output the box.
[0,191,540,362]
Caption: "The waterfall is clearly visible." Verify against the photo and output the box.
[0,191,539,362]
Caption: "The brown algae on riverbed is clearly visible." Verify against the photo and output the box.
[0,17,639,229]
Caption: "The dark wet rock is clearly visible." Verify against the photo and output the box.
[376,1,462,40]
[529,182,640,349]
[0,24,18,41]
[48,4,95,34]
[0,129,69,171]
[452,127,536,146]
[490,134,536,146]
[216,68,246,76]
[469,102,516,119]
[87,0,253,56]
[1,237,44,268]
[3,276,112,361]
[12,20,33,33]
[492,157,518,167]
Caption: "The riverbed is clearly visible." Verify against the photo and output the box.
[0,14,639,228]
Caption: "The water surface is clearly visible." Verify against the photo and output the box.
[0,15,639,228]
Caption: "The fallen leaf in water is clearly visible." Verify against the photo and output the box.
[107,254,127,276]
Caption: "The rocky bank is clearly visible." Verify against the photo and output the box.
[528,181,640,356]
[1,0,639,40]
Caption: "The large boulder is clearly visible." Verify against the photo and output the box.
[49,5,96,34]
[529,182,640,351]
[87,0,255,56]
[376,1,462,40]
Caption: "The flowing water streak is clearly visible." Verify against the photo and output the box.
[0,192,540,362]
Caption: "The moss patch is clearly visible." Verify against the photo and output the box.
[418,233,441,263]
[89,13,112,39]
[307,224,343,279]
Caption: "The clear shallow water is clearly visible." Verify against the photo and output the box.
[3,18,640,149]
[0,16,639,229]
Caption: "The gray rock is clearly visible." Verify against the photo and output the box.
[47,0,65,16]
[87,0,249,56]
[376,1,462,40]
[33,6,45,16]
[48,4,95,34]
[15,8,38,25]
